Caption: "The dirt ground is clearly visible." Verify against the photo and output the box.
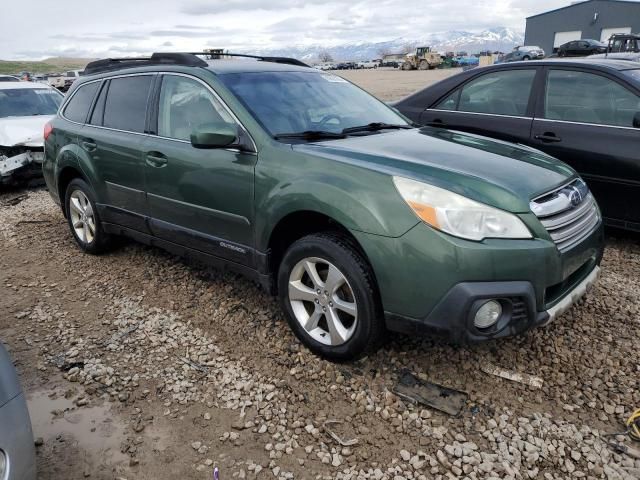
[1,69,640,480]
[336,67,463,101]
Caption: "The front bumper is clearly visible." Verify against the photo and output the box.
[353,219,604,343]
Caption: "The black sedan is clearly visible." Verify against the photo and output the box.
[394,59,640,232]
[557,39,607,57]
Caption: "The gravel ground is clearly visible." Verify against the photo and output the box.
[1,69,639,480]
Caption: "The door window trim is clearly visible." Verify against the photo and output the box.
[428,66,541,119]
[59,71,257,153]
[537,65,640,129]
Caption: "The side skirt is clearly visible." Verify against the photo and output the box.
[102,222,273,293]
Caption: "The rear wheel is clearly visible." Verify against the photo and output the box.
[522,55,530,61]
[64,178,112,254]
[277,233,385,361]
[419,60,429,70]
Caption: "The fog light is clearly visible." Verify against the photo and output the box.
[0,449,7,478]
[474,300,502,329]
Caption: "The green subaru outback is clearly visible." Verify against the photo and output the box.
[43,53,604,361]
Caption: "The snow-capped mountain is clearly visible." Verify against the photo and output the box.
[250,27,523,61]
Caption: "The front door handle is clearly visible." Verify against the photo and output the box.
[534,132,562,143]
[427,118,446,128]
[81,139,97,152]
[145,152,168,168]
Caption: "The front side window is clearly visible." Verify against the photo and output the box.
[219,71,409,136]
[0,87,63,118]
[544,70,640,127]
[456,69,536,116]
[158,75,234,141]
[435,89,460,110]
[103,76,152,133]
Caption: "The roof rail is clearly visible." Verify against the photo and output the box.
[83,51,309,76]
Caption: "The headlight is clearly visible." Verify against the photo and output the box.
[393,176,532,241]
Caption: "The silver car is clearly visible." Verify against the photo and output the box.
[0,342,36,480]
[502,45,545,62]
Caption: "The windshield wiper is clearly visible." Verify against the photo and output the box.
[341,122,413,134]
[274,130,346,141]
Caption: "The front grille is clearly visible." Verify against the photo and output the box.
[530,179,599,252]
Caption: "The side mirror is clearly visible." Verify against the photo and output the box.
[634,112,640,128]
[191,122,238,149]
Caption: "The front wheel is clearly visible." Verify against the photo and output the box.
[277,233,385,361]
[64,178,113,254]
[522,55,530,61]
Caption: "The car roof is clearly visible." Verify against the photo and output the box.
[495,58,640,71]
[0,81,57,90]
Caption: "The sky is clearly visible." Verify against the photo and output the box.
[3,0,583,59]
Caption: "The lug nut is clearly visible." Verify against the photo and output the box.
[316,289,321,294]
[322,307,326,312]
[329,301,333,307]
[314,299,319,304]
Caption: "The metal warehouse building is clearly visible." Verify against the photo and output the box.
[525,0,640,54]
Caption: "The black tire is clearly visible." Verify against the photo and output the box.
[522,55,530,61]
[64,178,113,254]
[277,232,385,361]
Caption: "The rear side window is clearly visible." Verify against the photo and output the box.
[103,76,152,133]
[64,82,99,123]
[544,70,640,127]
[457,69,536,116]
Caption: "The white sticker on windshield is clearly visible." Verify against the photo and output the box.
[320,74,347,83]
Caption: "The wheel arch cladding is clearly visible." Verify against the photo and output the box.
[57,166,87,216]
[266,210,378,295]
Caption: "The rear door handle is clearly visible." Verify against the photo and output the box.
[81,139,97,152]
[534,133,562,143]
[145,152,168,168]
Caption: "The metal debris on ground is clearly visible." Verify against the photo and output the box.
[392,370,468,416]
[323,420,358,446]
[1,193,28,206]
[480,361,543,389]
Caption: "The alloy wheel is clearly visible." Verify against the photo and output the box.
[288,257,358,346]
[69,190,96,244]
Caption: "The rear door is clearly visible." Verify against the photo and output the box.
[420,67,540,145]
[530,67,640,229]
[143,73,257,266]
[83,74,155,232]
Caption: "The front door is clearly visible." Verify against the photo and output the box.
[530,68,640,229]
[421,68,538,145]
[144,73,257,266]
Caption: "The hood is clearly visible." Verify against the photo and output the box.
[0,115,54,147]
[293,127,576,213]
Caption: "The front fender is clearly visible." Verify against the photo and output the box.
[255,147,419,251]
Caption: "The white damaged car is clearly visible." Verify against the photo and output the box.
[0,82,63,186]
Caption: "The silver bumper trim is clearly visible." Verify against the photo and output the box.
[543,265,600,325]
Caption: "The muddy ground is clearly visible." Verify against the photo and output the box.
[1,69,639,480]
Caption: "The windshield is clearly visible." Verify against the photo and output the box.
[219,71,409,136]
[0,88,63,118]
